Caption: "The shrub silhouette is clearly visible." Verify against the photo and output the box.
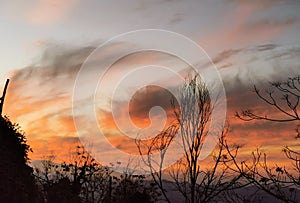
[0,115,40,202]
[45,177,82,203]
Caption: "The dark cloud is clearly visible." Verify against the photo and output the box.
[169,12,183,24]
[128,85,178,120]
[227,0,300,9]
[135,0,181,11]
[257,44,278,52]
[219,63,234,69]
[100,85,179,132]
[212,49,243,64]
[11,40,132,83]
[247,17,299,30]
[12,44,95,82]
[267,46,300,60]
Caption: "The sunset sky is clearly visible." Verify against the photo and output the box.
[0,0,299,168]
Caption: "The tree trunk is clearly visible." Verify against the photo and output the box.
[0,79,9,116]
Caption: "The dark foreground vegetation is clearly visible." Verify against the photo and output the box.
[0,75,299,202]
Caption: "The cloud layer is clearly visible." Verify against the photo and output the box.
[1,38,298,166]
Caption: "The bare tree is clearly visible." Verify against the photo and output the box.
[136,124,178,203]
[232,75,300,203]
[137,75,241,203]
[237,76,300,123]
[169,126,241,203]
[173,75,211,203]
[172,75,244,203]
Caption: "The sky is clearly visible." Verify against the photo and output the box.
[0,0,300,169]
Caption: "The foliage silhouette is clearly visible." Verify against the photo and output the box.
[34,145,158,203]
[0,115,41,202]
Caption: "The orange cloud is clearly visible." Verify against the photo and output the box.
[2,38,298,170]
[29,136,79,162]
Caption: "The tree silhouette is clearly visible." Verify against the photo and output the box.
[34,145,158,203]
[109,173,156,203]
[35,145,112,203]
[137,75,241,202]
[0,79,41,202]
[237,76,300,123]
[231,75,300,203]
[0,115,41,202]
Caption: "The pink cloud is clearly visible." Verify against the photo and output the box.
[26,0,77,25]
[199,1,297,52]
